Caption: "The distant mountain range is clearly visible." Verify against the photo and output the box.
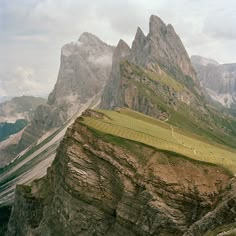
[191,55,236,110]
[0,96,46,169]
[0,96,46,123]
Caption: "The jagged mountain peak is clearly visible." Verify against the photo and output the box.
[135,26,146,39]
[149,14,165,34]
[114,39,130,59]
[191,55,236,108]
[110,39,130,78]
[149,15,177,39]
[129,15,197,82]
[131,27,146,51]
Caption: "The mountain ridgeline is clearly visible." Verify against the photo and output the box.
[3,15,236,236]
[17,33,114,151]
[101,15,236,148]
[191,55,236,111]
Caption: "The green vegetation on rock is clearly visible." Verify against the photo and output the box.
[81,108,236,174]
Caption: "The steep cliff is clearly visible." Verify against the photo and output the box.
[101,15,202,112]
[7,109,236,236]
[100,15,236,148]
[131,15,197,83]
[17,33,114,151]
[100,15,203,113]
[191,55,236,109]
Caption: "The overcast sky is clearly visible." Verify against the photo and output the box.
[0,0,236,99]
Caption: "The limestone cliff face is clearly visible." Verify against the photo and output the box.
[101,40,131,109]
[191,55,236,109]
[7,111,236,236]
[17,33,114,151]
[100,15,203,119]
[100,15,236,147]
[131,15,197,82]
[48,32,114,116]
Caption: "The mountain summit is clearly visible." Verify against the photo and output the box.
[131,15,197,82]
[17,33,114,151]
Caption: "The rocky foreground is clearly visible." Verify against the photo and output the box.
[6,110,236,236]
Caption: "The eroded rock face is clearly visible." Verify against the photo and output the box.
[48,32,114,115]
[131,15,197,82]
[101,40,131,109]
[17,33,114,151]
[100,15,203,118]
[191,55,236,109]
[7,114,236,236]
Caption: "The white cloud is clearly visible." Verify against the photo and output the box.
[1,66,50,97]
[203,9,236,40]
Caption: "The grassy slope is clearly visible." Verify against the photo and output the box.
[204,223,236,236]
[81,108,236,175]
[120,61,236,149]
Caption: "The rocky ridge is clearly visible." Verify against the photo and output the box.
[101,16,236,147]
[6,110,236,236]
[17,33,114,151]
[101,15,203,114]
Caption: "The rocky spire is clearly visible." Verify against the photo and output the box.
[111,39,131,76]
[100,39,130,109]
[130,15,198,83]
[131,27,146,65]
[149,15,166,36]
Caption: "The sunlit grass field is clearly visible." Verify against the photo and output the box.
[81,108,236,174]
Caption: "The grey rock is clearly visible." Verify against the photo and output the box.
[101,15,203,118]
[191,55,236,109]
[18,33,114,151]
[101,40,131,109]
[131,15,197,82]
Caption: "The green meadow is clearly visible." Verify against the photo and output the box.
[81,108,236,175]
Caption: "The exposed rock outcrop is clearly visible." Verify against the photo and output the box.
[131,15,197,82]
[101,40,131,109]
[100,15,236,148]
[48,32,114,116]
[17,33,114,151]
[191,55,236,109]
[6,112,236,235]
[101,15,203,118]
